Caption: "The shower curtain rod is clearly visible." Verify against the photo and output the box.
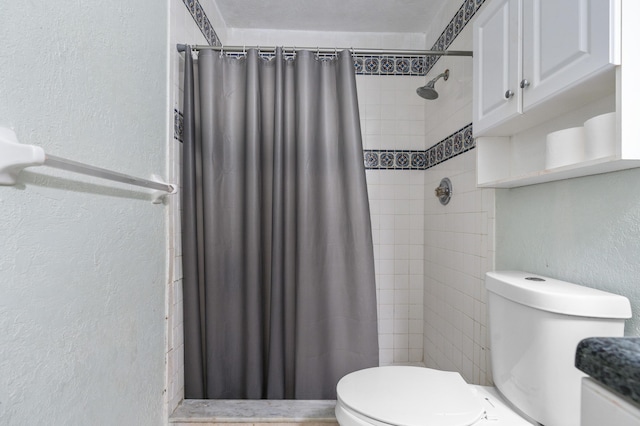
[176,44,473,57]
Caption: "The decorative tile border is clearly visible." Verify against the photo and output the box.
[353,55,427,76]
[182,0,221,47]
[174,109,184,142]
[364,150,427,170]
[364,123,474,170]
[426,123,475,168]
[424,0,486,75]
[180,0,482,76]
[226,52,428,76]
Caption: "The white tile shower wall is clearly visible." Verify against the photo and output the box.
[423,29,474,145]
[421,5,495,385]
[367,168,426,365]
[357,76,426,151]
[357,76,426,365]
[423,154,494,384]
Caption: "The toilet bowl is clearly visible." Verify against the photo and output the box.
[335,271,632,426]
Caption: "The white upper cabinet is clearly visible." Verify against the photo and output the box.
[473,0,521,134]
[522,0,614,110]
[473,0,617,137]
[472,0,640,188]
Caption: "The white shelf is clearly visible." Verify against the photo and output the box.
[478,155,640,188]
[475,87,640,188]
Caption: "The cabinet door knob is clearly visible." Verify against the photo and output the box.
[504,90,514,99]
[520,79,530,89]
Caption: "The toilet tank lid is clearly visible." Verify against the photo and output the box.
[486,271,632,319]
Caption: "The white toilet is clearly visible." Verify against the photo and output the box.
[335,271,632,426]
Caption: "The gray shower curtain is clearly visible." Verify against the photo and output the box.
[181,47,378,400]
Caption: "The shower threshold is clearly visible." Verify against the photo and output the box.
[170,399,338,425]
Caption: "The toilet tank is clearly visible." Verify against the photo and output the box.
[486,271,631,426]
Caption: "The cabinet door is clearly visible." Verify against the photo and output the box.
[473,0,521,136]
[521,0,613,110]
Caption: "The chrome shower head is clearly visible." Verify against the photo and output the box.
[417,81,439,100]
[416,69,449,100]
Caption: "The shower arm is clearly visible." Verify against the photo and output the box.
[176,44,473,57]
[429,69,450,86]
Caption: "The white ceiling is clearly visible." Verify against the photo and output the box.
[212,0,447,34]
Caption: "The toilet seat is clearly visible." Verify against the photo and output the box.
[336,366,486,426]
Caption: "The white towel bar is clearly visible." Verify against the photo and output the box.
[0,126,176,203]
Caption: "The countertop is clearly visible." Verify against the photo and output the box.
[575,337,640,405]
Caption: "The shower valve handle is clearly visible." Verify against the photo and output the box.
[434,178,452,205]
[504,90,514,99]
[435,186,449,197]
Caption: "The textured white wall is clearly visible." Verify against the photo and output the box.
[496,168,640,336]
[0,1,169,424]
